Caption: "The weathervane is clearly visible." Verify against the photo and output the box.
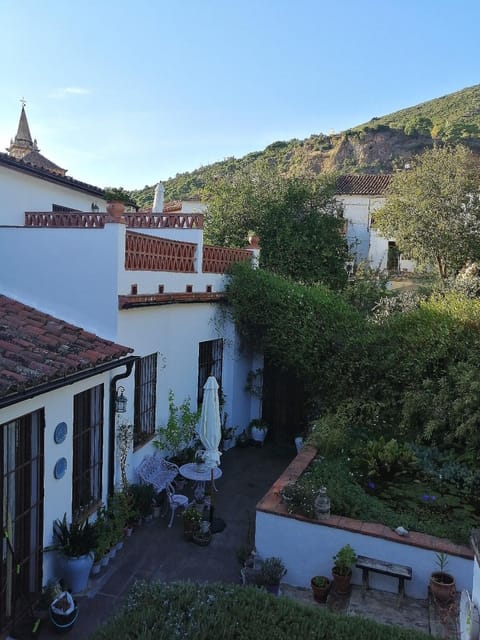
[20,97,26,107]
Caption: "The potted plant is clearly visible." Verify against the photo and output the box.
[153,390,200,463]
[258,556,287,595]
[249,419,268,446]
[429,552,456,605]
[310,575,330,603]
[236,430,250,448]
[49,514,96,593]
[192,519,212,546]
[221,426,237,451]
[49,590,79,633]
[182,505,202,540]
[130,483,155,522]
[332,544,356,595]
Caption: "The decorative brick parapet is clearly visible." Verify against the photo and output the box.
[202,245,253,273]
[257,445,473,560]
[24,212,204,229]
[125,232,196,272]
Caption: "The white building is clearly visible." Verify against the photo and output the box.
[335,174,415,273]
[0,106,260,629]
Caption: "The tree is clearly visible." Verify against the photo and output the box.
[374,145,480,280]
[204,163,348,288]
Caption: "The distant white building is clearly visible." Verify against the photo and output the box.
[335,174,415,273]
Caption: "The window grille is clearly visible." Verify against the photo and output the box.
[134,353,158,446]
[73,385,103,517]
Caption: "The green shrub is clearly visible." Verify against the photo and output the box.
[90,580,429,640]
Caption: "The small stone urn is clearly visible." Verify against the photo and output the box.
[314,486,331,520]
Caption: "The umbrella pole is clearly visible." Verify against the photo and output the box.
[209,467,226,533]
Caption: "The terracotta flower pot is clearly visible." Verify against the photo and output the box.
[311,576,330,603]
[430,571,455,604]
[332,569,352,595]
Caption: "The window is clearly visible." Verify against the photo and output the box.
[134,353,158,446]
[197,339,223,405]
[73,385,104,517]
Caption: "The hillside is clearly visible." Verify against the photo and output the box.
[128,84,480,208]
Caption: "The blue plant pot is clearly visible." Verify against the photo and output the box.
[61,552,94,593]
[49,602,79,633]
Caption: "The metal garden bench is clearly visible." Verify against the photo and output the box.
[136,453,179,493]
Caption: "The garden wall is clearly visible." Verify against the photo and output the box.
[255,446,474,600]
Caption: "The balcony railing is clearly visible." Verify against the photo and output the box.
[125,232,196,272]
[202,245,253,273]
[24,212,204,229]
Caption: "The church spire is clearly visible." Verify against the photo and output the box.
[7,99,38,159]
[6,100,66,176]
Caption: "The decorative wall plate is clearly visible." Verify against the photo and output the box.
[54,457,67,479]
[54,422,67,444]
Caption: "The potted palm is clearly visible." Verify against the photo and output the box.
[49,514,96,593]
[332,544,356,595]
[429,552,456,605]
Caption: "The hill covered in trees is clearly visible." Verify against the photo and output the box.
[126,84,480,209]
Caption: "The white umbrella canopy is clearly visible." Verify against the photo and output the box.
[198,376,226,532]
[198,376,222,470]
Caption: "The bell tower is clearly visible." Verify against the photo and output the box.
[7,98,39,160]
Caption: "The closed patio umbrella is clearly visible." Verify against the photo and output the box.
[198,376,225,532]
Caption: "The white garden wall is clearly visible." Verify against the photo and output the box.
[255,447,474,600]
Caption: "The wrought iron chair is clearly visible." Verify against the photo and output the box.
[135,453,180,493]
[165,482,189,527]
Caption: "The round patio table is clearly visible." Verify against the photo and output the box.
[179,463,222,503]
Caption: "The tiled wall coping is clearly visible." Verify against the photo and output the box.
[257,445,473,561]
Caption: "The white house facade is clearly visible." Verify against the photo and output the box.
[0,107,261,631]
[335,174,415,273]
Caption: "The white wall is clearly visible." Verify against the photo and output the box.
[473,557,480,611]
[117,301,255,478]
[0,223,122,339]
[0,164,106,225]
[255,511,473,599]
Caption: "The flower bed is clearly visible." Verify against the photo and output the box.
[256,446,473,599]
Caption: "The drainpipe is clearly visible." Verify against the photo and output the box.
[109,358,138,496]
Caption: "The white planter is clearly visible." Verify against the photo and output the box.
[251,427,268,444]
[223,438,236,451]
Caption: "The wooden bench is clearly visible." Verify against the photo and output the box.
[356,555,412,604]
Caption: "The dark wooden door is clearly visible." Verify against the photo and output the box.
[1,410,44,632]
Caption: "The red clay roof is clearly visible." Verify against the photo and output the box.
[335,174,392,195]
[0,295,133,398]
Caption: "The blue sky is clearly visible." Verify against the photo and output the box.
[1,0,479,190]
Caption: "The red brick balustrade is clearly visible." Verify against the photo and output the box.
[24,212,204,229]
[202,245,253,273]
[125,232,196,272]
[25,212,106,227]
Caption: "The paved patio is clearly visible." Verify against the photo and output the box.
[35,443,459,639]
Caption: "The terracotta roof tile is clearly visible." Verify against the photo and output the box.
[335,174,392,195]
[0,294,133,398]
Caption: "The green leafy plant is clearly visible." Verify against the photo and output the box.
[311,575,330,588]
[332,544,356,576]
[154,390,200,458]
[116,420,134,491]
[50,513,96,557]
[129,483,155,518]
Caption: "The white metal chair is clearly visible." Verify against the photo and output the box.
[165,482,189,527]
[135,453,179,493]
